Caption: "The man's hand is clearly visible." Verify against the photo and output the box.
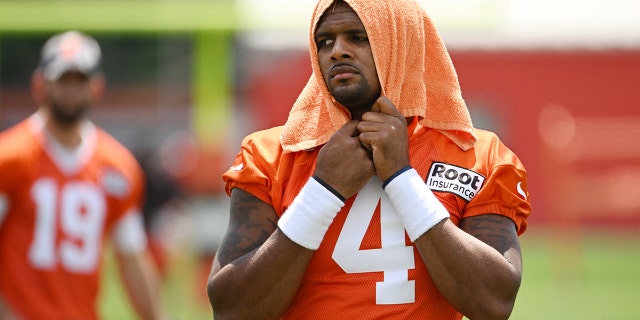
[315,120,375,199]
[358,96,410,181]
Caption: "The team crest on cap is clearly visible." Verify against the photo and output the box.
[426,162,485,202]
[59,34,83,61]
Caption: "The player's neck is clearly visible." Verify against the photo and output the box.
[44,115,84,149]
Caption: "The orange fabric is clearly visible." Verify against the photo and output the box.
[280,0,476,153]
[223,120,531,319]
[0,116,144,320]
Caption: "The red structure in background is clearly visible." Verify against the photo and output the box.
[451,50,640,228]
[242,49,640,228]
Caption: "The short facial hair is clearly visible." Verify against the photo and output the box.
[48,99,88,126]
[330,80,379,116]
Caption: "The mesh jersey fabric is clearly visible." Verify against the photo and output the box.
[223,119,531,319]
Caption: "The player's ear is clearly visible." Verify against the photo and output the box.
[89,73,106,102]
[30,70,47,106]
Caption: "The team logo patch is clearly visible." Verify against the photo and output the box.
[100,169,130,198]
[426,162,485,202]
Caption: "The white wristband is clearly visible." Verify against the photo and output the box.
[384,168,450,242]
[278,177,345,250]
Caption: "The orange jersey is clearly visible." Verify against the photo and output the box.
[0,115,144,320]
[223,120,531,319]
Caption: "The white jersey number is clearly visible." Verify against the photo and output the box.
[29,178,106,273]
[332,178,416,305]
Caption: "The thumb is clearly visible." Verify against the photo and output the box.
[371,96,403,118]
[336,120,361,137]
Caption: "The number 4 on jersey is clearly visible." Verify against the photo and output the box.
[332,177,416,305]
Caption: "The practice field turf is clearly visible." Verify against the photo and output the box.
[100,246,212,320]
[511,228,640,320]
[100,227,640,319]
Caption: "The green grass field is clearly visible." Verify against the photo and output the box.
[100,227,640,319]
[100,247,212,320]
[511,228,640,320]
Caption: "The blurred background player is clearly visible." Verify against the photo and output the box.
[0,30,165,320]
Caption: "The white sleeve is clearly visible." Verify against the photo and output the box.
[112,209,148,254]
[0,194,8,228]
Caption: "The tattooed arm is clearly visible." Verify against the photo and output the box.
[413,215,522,320]
[207,188,315,320]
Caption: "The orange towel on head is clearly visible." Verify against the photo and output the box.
[280,0,477,153]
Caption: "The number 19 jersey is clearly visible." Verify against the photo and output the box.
[0,115,144,320]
